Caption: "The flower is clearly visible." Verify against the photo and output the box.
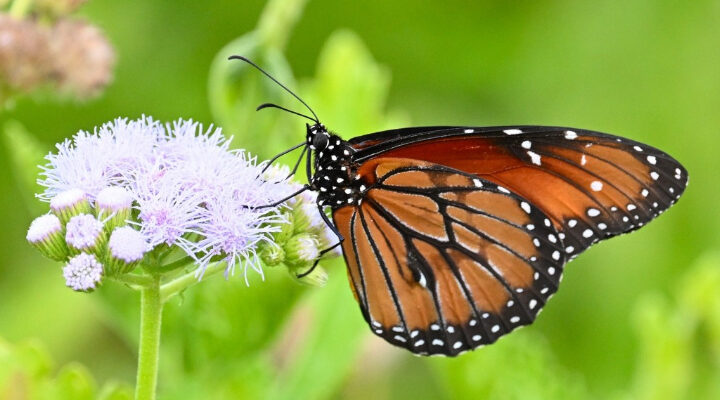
[194,184,287,282]
[65,213,105,254]
[107,226,148,274]
[63,253,103,292]
[96,185,133,231]
[38,116,163,201]
[34,116,329,284]
[50,188,92,223]
[129,172,206,259]
[27,214,68,261]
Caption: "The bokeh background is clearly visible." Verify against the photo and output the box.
[1,0,719,399]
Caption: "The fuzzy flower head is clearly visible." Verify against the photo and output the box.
[39,116,163,201]
[34,116,333,285]
[194,184,288,282]
[63,253,103,292]
[65,213,105,253]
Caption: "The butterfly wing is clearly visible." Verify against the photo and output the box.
[350,126,688,258]
[332,158,566,356]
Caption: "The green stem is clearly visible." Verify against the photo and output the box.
[153,255,195,274]
[135,275,163,400]
[109,273,153,289]
[8,0,33,18]
[159,261,226,302]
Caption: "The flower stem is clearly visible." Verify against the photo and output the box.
[135,275,163,400]
[159,261,226,302]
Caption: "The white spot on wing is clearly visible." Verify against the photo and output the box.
[564,130,578,139]
[464,128,474,133]
[587,208,601,217]
[504,129,522,135]
[581,155,587,165]
[520,201,531,214]
[590,181,603,191]
[521,140,532,149]
[647,155,657,165]
[527,151,542,165]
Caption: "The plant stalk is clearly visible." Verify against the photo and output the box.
[135,275,163,400]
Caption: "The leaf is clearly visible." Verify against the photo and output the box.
[208,36,302,159]
[1,120,47,215]
[430,331,590,400]
[51,363,97,400]
[264,259,368,400]
[303,30,410,137]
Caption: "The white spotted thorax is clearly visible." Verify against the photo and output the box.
[307,123,359,208]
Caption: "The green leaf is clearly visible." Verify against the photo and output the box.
[429,332,590,400]
[1,119,47,214]
[264,259,367,400]
[97,382,134,400]
[303,30,410,137]
[51,363,97,400]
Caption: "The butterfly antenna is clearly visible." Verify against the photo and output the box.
[256,103,317,123]
[229,55,320,123]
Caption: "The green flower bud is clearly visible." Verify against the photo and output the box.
[26,214,68,261]
[260,243,285,267]
[289,263,328,288]
[285,233,319,264]
[50,189,92,224]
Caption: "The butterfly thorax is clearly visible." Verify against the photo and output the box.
[307,123,361,209]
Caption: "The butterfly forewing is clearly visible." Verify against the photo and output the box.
[350,126,688,258]
[333,158,566,356]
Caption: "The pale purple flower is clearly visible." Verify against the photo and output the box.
[39,116,163,201]
[27,214,68,261]
[194,184,287,282]
[27,214,62,244]
[96,186,133,214]
[63,253,103,291]
[129,173,206,257]
[66,214,104,252]
[109,227,149,262]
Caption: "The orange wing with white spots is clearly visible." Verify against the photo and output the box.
[350,126,688,259]
[333,159,566,356]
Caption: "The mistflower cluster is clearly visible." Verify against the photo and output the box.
[28,116,337,292]
[0,12,115,101]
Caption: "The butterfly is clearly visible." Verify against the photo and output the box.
[231,56,689,356]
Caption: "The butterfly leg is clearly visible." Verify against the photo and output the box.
[296,205,345,278]
[251,185,310,209]
[259,142,305,175]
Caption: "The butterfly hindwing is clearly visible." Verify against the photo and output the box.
[333,158,566,356]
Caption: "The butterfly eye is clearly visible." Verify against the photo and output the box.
[313,133,329,150]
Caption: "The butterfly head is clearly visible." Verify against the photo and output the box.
[307,123,331,151]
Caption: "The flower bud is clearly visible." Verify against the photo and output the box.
[273,210,295,245]
[289,263,328,287]
[106,226,148,275]
[259,242,285,266]
[50,188,92,224]
[65,214,105,255]
[284,233,320,264]
[63,253,103,292]
[26,214,68,261]
[96,186,133,231]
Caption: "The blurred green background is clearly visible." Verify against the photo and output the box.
[1,0,719,399]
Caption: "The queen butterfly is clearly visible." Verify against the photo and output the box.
[231,56,688,356]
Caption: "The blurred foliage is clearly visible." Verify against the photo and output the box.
[0,0,718,399]
[0,337,132,399]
